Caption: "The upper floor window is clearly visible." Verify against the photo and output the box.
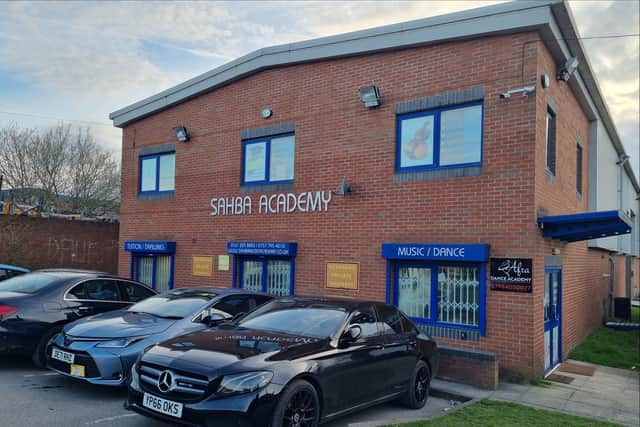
[242,134,295,184]
[576,143,583,195]
[396,102,483,171]
[140,152,175,193]
[545,108,556,175]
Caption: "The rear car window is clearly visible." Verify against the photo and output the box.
[67,280,120,301]
[0,272,57,293]
[118,280,155,302]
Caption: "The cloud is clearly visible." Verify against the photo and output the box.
[0,0,637,177]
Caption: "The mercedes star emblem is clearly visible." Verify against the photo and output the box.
[157,370,175,393]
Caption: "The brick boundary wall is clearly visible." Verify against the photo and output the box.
[436,345,498,390]
[0,215,119,273]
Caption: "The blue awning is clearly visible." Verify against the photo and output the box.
[538,210,632,242]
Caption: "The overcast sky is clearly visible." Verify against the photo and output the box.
[0,0,638,178]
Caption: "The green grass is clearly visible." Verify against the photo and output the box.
[568,318,640,369]
[385,400,618,427]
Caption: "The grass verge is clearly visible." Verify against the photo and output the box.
[384,400,618,427]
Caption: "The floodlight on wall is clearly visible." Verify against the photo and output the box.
[499,86,536,99]
[335,177,352,196]
[557,56,579,82]
[173,126,190,142]
[358,85,381,108]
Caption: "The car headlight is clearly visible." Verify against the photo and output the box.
[95,336,149,348]
[217,371,273,396]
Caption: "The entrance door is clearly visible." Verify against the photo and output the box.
[544,268,562,374]
[133,255,173,292]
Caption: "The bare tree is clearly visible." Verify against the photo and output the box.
[67,127,120,211]
[32,123,72,204]
[0,123,120,214]
[0,124,38,192]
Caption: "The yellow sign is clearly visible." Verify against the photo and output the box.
[326,262,359,290]
[192,256,213,277]
[218,255,230,271]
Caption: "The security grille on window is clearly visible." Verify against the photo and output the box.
[395,264,482,330]
[240,259,292,296]
[437,266,480,326]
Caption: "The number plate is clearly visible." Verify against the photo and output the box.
[51,348,75,364]
[142,393,183,418]
[70,364,85,377]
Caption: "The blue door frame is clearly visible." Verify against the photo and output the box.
[544,267,562,374]
[130,253,174,291]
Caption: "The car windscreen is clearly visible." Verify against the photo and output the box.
[239,302,348,338]
[0,272,57,293]
[127,296,209,318]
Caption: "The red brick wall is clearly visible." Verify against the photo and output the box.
[532,41,612,376]
[0,215,119,272]
[117,31,605,379]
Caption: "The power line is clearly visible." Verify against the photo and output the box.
[0,110,114,128]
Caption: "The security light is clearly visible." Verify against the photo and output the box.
[358,85,381,108]
[557,56,579,82]
[172,126,190,142]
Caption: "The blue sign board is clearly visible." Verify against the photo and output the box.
[227,242,297,257]
[124,241,176,254]
[381,243,489,262]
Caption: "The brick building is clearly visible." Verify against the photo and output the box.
[109,0,639,386]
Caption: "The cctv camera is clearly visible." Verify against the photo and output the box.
[500,92,511,99]
[557,56,579,82]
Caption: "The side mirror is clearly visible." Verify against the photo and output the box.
[206,313,227,326]
[339,324,362,348]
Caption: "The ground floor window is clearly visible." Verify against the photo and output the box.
[132,254,173,292]
[239,257,292,296]
[393,262,485,333]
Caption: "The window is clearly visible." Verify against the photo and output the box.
[397,103,482,171]
[349,305,379,338]
[67,280,120,301]
[213,295,255,317]
[132,255,173,292]
[140,152,175,193]
[546,108,556,175]
[576,143,583,195]
[240,258,292,296]
[377,304,405,335]
[394,263,484,332]
[118,280,155,303]
[243,134,295,184]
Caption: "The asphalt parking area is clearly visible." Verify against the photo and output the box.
[0,356,451,427]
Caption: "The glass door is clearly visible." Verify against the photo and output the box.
[136,256,154,287]
[544,268,562,374]
[133,255,173,291]
[155,256,172,293]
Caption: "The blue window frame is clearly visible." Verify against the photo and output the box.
[545,107,556,175]
[396,101,483,172]
[235,256,294,296]
[242,134,295,185]
[139,152,175,194]
[129,254,174,292]
[387,261,486,335]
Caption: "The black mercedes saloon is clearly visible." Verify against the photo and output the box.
[0,269,156,367]
[126,297,438,427]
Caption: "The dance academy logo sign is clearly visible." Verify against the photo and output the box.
[490,258,533,293]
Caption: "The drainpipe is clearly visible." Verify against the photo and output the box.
[609,256,615,318]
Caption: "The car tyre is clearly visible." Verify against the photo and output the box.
[402,360,430,409]
[32,326,62,368]
[271,379,320,427]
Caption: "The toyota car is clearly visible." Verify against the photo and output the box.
[47,288,272,385]
[125,297,438,427]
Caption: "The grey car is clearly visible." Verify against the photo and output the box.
[46,287,272,386]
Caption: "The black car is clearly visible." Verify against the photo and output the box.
[126,297,438,427]
[0,269,156,367]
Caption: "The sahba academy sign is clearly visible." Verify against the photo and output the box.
[210,191,332,216]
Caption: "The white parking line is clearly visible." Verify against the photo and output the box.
[23,372,59,377]
[85,414,138,425]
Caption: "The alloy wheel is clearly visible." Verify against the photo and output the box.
[283,389,317,427]
[414,366,429,403]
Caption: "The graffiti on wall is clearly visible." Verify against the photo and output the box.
[47,238,118,268]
